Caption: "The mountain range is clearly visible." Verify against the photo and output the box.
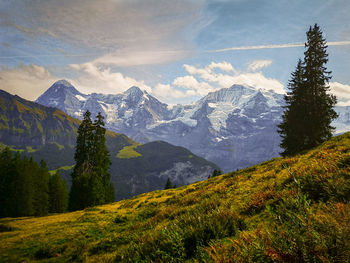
[0,89,219,200]
[36,80,350,171]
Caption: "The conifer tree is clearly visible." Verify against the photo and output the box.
[16,156,35,216]
[10,152,32,217]
[32,160,49,216]
[278,24,338,156]
[69,111,114,210]
[0,148,14,217]
[69,110,94,210]
[49,170,69,213]
[164,178,172,189]
[90,112,114,205]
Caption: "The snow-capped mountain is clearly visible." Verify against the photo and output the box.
[36,80,350,171]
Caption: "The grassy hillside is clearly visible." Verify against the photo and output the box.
[0,89,134,170]
[0,132,349,262]
[0,90,80,148]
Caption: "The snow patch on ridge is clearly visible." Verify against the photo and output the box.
[75,95,86,101]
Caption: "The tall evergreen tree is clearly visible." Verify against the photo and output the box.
[16,156,35,216]
[278,24,338,156]
[164,178,172,189]
[0,148,14,217]
[69,110,94,211]
[90,112,114,205]
[69,111,114,210]
[49,170,68,213]
[32,160,49,216]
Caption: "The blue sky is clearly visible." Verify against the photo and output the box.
[1,0,350,105]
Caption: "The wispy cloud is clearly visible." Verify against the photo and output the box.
[1,0,207,66]
[0,53,101,59]
[211,41,350,52]
[248,60,273,71]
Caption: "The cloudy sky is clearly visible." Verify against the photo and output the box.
[1,0,350,105]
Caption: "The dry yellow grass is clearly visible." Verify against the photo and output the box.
[0,132,349,262]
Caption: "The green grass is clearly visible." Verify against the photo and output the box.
[0,132,349,262]
[26,146,37,153]
[116,144,142,159]
[53,142,65,150]
[49,165,75,175]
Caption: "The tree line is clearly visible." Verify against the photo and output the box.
[0,149,68,218]
[0,111,114,217]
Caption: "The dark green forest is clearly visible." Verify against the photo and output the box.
[0,148,68,218]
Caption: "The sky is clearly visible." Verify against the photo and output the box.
[1,0,350,105]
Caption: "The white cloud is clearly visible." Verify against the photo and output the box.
[151,83,188,104]
[329,82,350,106]
[248,60,273,71]
[227,72,285,94]
[173,75,213,96]
[92,50,190,67]
[150,61,286,104]
[183,62,285,94]
[69,63,152,94]
[207,62,236,73]
[0,64,57,100]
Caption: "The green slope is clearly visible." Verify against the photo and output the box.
[0,132,349,262]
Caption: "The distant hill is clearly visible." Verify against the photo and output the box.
[0,89,219,200]
[0,132,349,262]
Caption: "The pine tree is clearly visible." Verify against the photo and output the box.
[49,170,68,213]
[69,111,114,210]
[16,156,35,216]
[32,160,49,216]
[90,112,114,205]
[69,110,94,210]
[278,24,338,156]
[164,178,172,189]
[0,148,13,217]
[278,60,307,154]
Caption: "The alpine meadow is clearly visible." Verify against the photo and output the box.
[1,1,350,262]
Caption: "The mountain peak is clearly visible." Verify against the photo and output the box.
[123,86,146,103]
[54,79,73,87]
[36,79,81,106]
[45,79,80,95]
[124,86,143,96]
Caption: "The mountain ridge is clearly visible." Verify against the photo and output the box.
[36,80,350,171]
[36,80,286,171]
[0,89,219,200]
